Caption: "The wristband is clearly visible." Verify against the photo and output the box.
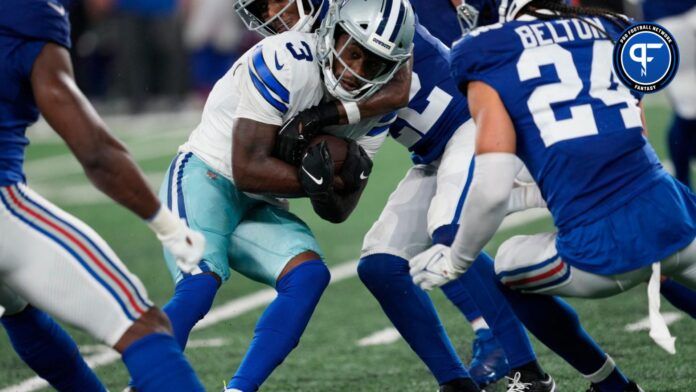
[147,206,180,237]
[342,101,361,124]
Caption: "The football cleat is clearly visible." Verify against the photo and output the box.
[469,328,510,387]
[586,380,645,392]
[506,371,555,392]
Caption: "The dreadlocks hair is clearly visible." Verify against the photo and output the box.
[521,0,631,42]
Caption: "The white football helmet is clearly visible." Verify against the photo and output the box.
[234,0,329,37]
[316,0,415,102]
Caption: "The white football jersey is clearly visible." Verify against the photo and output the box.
[181,31,324,180]
[180,30,394,191]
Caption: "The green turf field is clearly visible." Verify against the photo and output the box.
[0,100,693,391]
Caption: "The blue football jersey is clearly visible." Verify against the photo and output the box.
[643,0,696,21]
[390,23,471,165]
[409,0,462,46]
[451,16,664,231]
[0,0,71,186]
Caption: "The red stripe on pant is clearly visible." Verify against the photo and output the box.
[6,187,147,315]
[505,261,566,287]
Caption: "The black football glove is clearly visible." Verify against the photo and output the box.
[299,141,334,199]
[339,139,373,193]
[274,103,340,166]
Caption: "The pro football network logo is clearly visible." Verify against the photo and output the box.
[613,23,679,93]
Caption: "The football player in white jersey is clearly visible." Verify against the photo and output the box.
[234,1,557,391]
[133,1,416,391]
[235,1,560,391]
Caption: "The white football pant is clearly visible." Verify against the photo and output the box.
[0,183,152,346]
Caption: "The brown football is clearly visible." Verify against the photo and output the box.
[307,134,348,172]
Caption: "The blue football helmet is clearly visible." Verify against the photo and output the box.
[234,0,329,37]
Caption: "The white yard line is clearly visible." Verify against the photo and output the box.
[30,172,167,207]
[0,208,546,392]
[0,261,360,392]
[624,312,684,332]
[25,142,180,182]
[357,327,402,347]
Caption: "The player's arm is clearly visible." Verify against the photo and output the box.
[31,43,204,272]
[448,80,519,270]
[274,58,412,164]
[232,118,305,197]
[339,57,413,121]
[32,43,159,219]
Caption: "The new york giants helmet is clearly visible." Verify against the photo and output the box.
[456,0,536,33]
[317,0,415,102]
[234,0,329,37]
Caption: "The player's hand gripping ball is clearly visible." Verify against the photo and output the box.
[274,110,324,165]
[340,139,373,192]
[299,140,336,199]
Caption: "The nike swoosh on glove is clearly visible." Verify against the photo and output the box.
[409,244,466,291]
[339,139,372,193]
[299,141,334,198]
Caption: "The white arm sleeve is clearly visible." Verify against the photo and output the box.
[450,153,521,269]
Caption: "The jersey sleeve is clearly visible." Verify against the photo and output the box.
[235,33,320,126]
[449,24,518,96]
[235,44,292,125]
[356,112,396,159]
[0,0,71,49]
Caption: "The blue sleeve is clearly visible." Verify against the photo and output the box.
[0,0,71,50]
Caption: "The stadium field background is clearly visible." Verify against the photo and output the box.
[0,97,693,391]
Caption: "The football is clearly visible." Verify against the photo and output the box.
[307,134,348,172]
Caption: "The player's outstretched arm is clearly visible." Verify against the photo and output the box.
[232,118,306,197]
[31,43,159,219]
[450,81,519,269]
[31,43,204,272]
